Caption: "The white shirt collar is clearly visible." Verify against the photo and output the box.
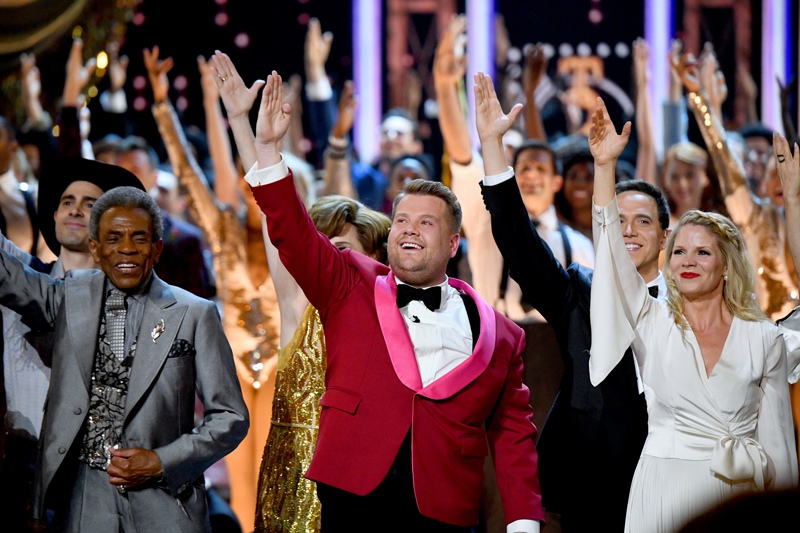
[532,205,558,232]
[0,168,21,198]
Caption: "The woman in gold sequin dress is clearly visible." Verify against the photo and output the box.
[671,53,799,321]
[146,48,314,529]
[206,50,392,532]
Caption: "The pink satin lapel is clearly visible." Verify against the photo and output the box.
[419,278,497,400]
[375,275,423,391]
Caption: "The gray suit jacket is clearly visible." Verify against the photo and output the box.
[0,248,248,532]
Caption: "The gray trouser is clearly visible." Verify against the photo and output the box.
[61,462,137,532]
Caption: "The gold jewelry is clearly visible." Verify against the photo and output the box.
[219,76,229,82]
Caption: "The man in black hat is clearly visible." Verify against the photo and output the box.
[0,155,142,531]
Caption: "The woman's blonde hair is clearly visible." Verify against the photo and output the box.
[662,209,766,327]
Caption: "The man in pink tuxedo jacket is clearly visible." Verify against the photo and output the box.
[244,72,543,532]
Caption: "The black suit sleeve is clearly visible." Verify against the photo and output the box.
[481,178,575,331]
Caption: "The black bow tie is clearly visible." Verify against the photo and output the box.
[648,285,659,298]
[396,284,441,312]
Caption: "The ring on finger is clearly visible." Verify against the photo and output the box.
[117,484,126,494]
[777,154,786,163]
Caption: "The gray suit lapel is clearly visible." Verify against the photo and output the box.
[124,276,187,424]
[65,275,105,392]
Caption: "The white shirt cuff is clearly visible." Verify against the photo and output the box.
[481,166,515,186]
[305,77,333,101]
[592,196,620,226]
[243,155,289,187]
[507,519,540,533]
[99,89,128,113]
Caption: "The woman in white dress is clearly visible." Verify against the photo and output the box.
[588,97,798,533]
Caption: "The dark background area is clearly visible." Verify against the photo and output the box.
[1,0,795,176]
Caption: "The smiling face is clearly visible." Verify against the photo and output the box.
[54,180,104,253]
[617,191,667,283]
[380,116,421,161]
[88,206,163,293]
[514,147,563,218]
[663,159,708,213]
[388,194,459,287]
[668,223,727,300]
[563,160,594,212]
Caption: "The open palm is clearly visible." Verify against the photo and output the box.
[473,72,522,142]
[211,51,265,119]
[255,71,292,146]
[588,97,630,167]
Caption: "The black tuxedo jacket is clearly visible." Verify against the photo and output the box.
[481,178,647,532]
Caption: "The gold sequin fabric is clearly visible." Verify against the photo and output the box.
[255,305,326,533]
[152,101,280,388]
[687,91,799,320]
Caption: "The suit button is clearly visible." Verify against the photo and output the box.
[179,484,188,493]
[58,447,66,454]
[74,407,82,415]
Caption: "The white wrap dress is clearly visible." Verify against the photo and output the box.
[589,199,798,533]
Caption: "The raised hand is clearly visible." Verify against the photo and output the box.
[332,80,357,139]
[669,51,700,94]
[305,18,333,83]
[210,50,265,120]
[255,71,292,147]
[632,38,649,88]
[473,72,522,142]
[63,38,96,107]
[433,14,467,87]
[107,41,129,93]
[668,38,684,101]
[20,53,40,100]
[198,55,219,104]
[588,96,631,168]
[773,131,800,201]
[698,46,727,114]
[142,46,173,104]
[522,43,548,96]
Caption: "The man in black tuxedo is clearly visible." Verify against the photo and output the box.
[473,73,671,532]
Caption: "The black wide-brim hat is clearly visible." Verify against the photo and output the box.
[38,156,145,256]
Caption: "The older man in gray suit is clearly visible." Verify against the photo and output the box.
[0,185,248,532]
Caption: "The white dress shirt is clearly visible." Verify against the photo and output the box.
[395,278,472,387]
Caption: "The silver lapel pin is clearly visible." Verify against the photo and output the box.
[151,319,165,343]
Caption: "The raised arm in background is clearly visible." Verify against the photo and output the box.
[434,14,472,165]
[321,80,357,199]
[522,43,547,142]
[303,18,337,166]
[435,18,506,305]
[20,52,49,131]
[633,38,656,184]
[59,38,96,158]
[698,45,727,121]
[662,38,688,155]
[210,56,307,345]
[198,55,239,208]
[210,50,264,171]
[673,51,799,320]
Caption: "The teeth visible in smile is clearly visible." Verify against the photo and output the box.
[118,263,136,268]
[402,243,422,249]
[625,244,641,251]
